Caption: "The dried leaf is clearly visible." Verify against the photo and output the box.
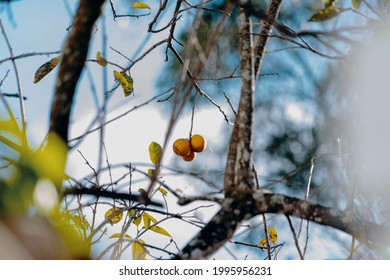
[132,239,147,260]
[132,2,151,10]
[308,6,341,22]
[114,70,134,96]
[105,207,123,225]
[33,56,60,83]
[150,225,172,237]
[96,51,107,66]
[148,141,162,165]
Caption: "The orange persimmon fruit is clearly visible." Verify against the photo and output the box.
[190,134,206,153]
[182,151,196,162]
[173,138,192,156]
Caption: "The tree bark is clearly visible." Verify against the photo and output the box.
[224,0,256,197]
[49,0,106,144]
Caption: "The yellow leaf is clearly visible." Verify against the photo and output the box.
[132,239,147,260]
[34,132,68,184]
[129,209,142,226]
[259,226,278,249]
[352,0,362,9]
[147,168,155,177]
[150,225,172,237]
[113,70,134,97]
[105,207,123,225]
[34,56,60,83]
[72,215,89,231]
[148,141,162,165]
[96,51,108,66]
[268,226,278,244]
[132,2,151,10]
[259,238,267,249]
[325,0,338,8]
[158,187,168,196]
[109,233,131,239]
[142,212,157,229]
[308,6,341,22]
[0,119,21,136]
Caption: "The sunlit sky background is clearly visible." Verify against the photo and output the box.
[1,0,381,259]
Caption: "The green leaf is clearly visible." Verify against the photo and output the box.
[132,2,151,10]
[148,141,162,165]
[150,225,172,237]
[352,0,362,9]
[114,70,134,97]
[308,6,341,22]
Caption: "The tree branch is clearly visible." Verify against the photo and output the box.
[223,0,256,197]
[62,187,163,207]
[175,190,390,259]
[253,0,283,78]
[49,0,105,144]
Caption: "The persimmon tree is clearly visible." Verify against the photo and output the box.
[1,0,390,259]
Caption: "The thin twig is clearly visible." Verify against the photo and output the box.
[0,20,28,148]
[0,93,27,100]
[285,215,304,260]
[188,91,197,139]
[0,50,61,64]
[169,46,233,124]
[262,213,272,259]
[108,0,151,20]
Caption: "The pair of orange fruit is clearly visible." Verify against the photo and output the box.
[173,134,206,162]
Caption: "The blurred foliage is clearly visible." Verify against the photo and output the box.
[0,113,89,258]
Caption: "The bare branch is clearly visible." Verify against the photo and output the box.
[62,187,163,207]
